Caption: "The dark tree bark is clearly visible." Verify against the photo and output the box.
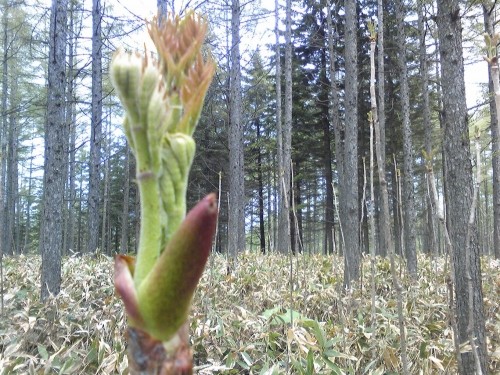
[157,0,168,19]
[419,0,437,258]
[376,0,388,257]
[484,3,500,260]
[40,0,68,300]
[436,1,488,372]
[228,0,245,256]
[100,117,109,254]
[394,0,417,276]
[23,144,35,252]
[293,159,304,253]
[283,0,293,255]
[120,145,131,254]
[65,0,77,254]
[327,0,342,256]
[87,0,102,253]
[0,4,9,256]
[256,120,266,254]
[343,0,360,287]
[6,75,19,255]
[318,13,334,255]
[372,4,392,284]
[277,0,292,254]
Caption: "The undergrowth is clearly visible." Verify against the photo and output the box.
[0,253,498,374]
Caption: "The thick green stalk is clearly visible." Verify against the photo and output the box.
[127,111,163,287]
[135,169,162,287]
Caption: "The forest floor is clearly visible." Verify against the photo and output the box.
[0,252,498,374]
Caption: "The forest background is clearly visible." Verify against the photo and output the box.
[0,0,499,374]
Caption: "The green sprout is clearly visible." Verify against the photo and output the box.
[110,11,217,372]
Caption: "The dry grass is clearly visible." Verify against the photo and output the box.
[0,252,498,374]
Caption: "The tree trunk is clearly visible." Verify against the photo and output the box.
[228,0,245,256]
[436,1,488,372]
[275,0,284,254]
[277,0,292,255]
[40,0,68,300]
[283,0,293,256]
[294,159,304,253]
[319,15,334,255]
[327,0,343,256]
[256,120,266,254]
[65,0,77,254]
[377,0,388,257]
[77,167,84,254]
[157,0,168,22]
[87,0,102,253]
[394,0,417,276]
[100,121,109,254]
[23,144,35,252]
[419,0,437,258]
[0,4,9,256]
[484,4,500,259]
[120,144,130,254]
[343,0,360,287]
[6,75,19,255]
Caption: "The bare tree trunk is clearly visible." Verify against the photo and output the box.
[23,144,34,252]
[293,159,304,252]
[343,0,360,287]
[40,0,68,300]
[369,23,392,315]
[120,144,130,254]
[274,0,282,255]
[257,120,266,254]
[5,75,19,255]
[376,0,387,257]
[228,0,245,256]
[327,0,343,256]
[277,0,292,255]
[436,1,488,372]
[66,0,77,254]
[484,3,500,260]
[284,0,293,256]
[0,4,9,256]
[100,118,109,254]
[318,14,334,255]
[395,0,417,276]
[419,0,437,258]
[157,0,168,22]
[77,167,84,254]
[375,0,391,256]
[87,0,102,254]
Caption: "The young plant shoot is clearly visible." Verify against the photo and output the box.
[110,12,216,374]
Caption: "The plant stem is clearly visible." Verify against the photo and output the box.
[135,168,161,288]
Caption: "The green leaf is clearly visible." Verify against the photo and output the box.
[303,319,326,349]
[291,358,306,375]
[277,309,308,324]
[323,356,343,374]
[60,357,77,374]
[419,341,428,358]
[241,351,253,367]
[37,344,48,361]
[306,349,314,374]
[261,306,282,320]
[225,352,236,369]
